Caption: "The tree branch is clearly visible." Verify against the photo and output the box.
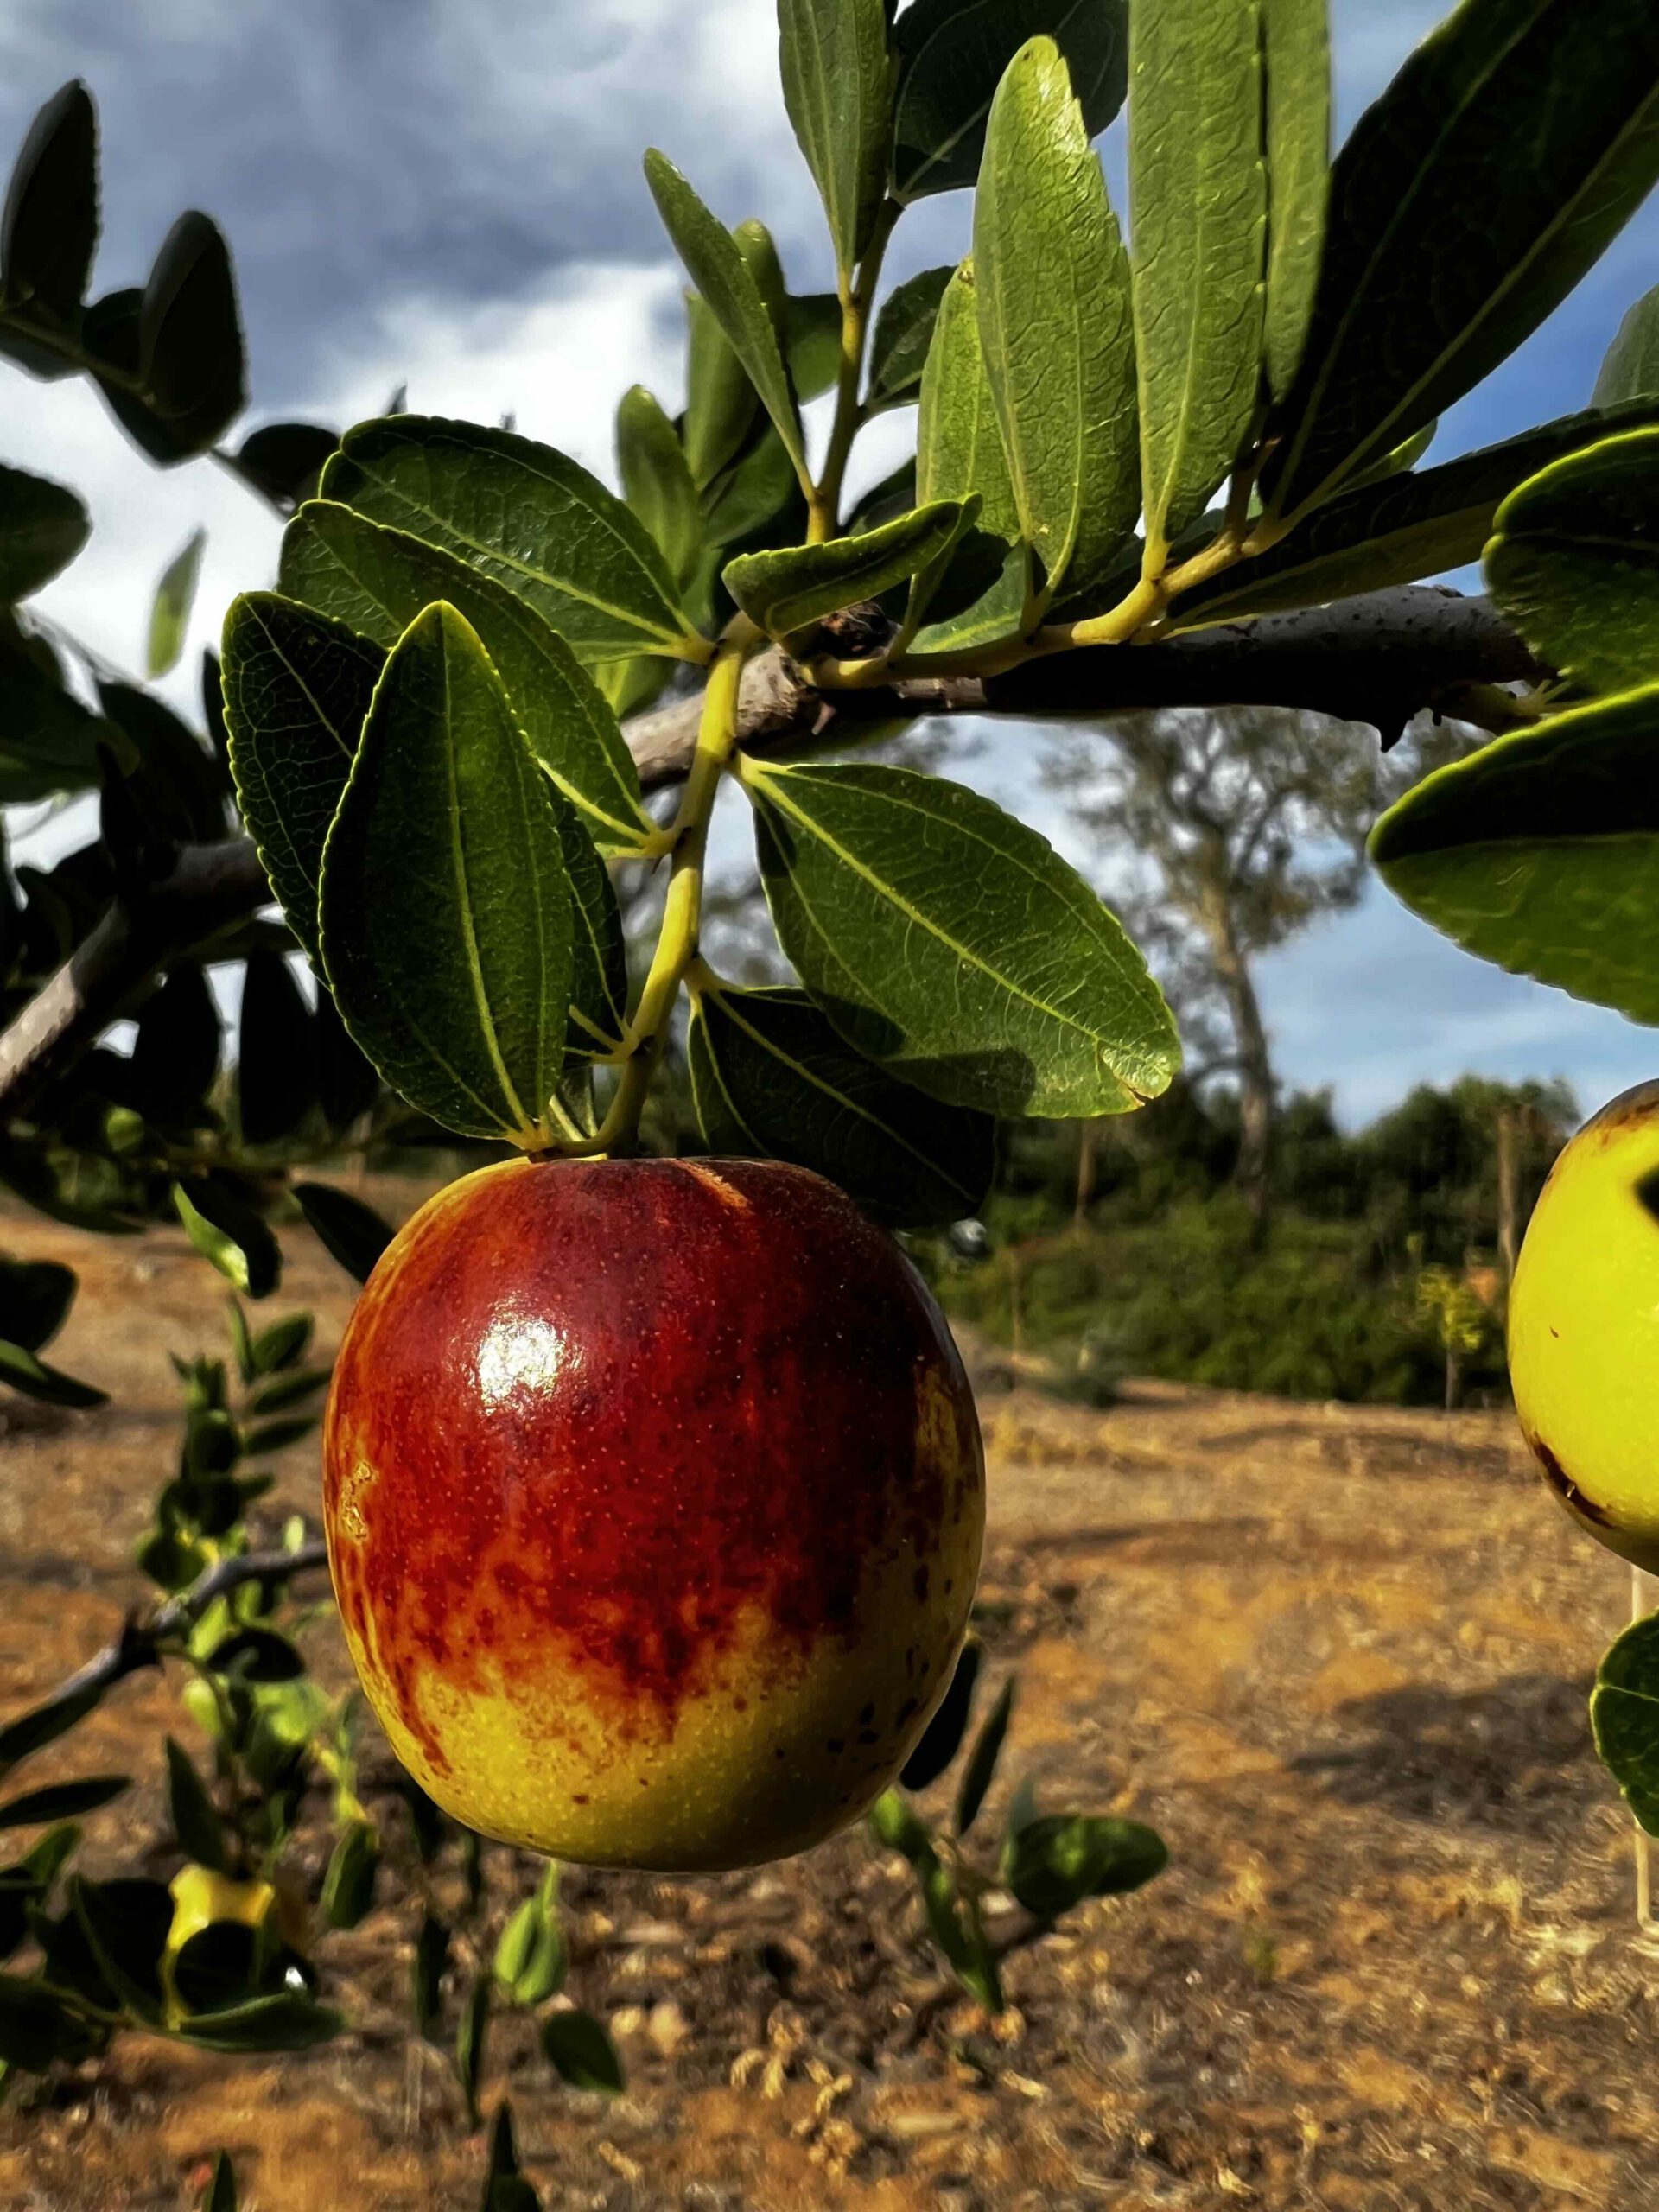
[0,586,1542,1123]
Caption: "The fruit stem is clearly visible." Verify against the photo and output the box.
[559,620,760,1156]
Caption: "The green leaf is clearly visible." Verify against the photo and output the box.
[245,1368,327,1415]
[688,980,994,1229]
[238,948,317,1147]
[1129,0,1268,549]
[541,2008,623,2095]
[95,213,246,464]
[0,1684,105,1781]
[1485,426,1659,696]
[910,260,1023,649]
[0,1974,100,2070]
[785,291,842,403]
[0,1777,126,1829]
[743,758,1179,1118]
[779,0,895,273]
[1001,1813,1167,1916]
[1,82,98,336]
[893,0,1128,204]
[683,292,759,490]
[146,526,206,677]
[0,465,89,602]
[481,2103,543,2212]
[493,1890,567,2007]
[278,505,655,855]
[974,36,1138,603]
[0,1339,105,1410]
[1596,283,1659,408]
[1264,0,1659,519]
[173,1179,282,1301]
[1370,683,1659,1024]
[175,1991,341,2053]
[955,1673,1014,1834]
[644,154,807,477]
[868,265,953,411]
[1592,1612,1659,1834]
[319,415,702,665]
[317,602,575,1145]
[292,1182,394,1284]
[315,988,380,1130]
[229,421,337,513]
[917,1856,1001,2010]
[616,385,702,586]
[724,499,967,636]
[457,1971,492,2125]
[201,2151,238,2212]
[221,593,385,972]
[320,1819,379,1930]
[1262,0,1331,401]
[1174,407,1659,626]
[900,1641,982,1790]
[164,1738,227,1872]
[248,1311,312,1376]
[130,965,219,1125]
[0,1257,74,1356]
[868,1786,935,1863]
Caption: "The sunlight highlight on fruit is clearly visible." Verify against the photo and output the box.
[1510,1079,1659,1567]
[322,1156,985,1872]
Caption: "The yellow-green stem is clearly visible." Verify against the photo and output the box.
[559,623,759,1157]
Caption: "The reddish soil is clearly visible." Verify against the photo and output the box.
[0,1200,1654,2211]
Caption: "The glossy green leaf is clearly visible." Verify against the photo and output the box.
[0,1339,105,1411]
[173,1179,281,1301]
[1370,683,1659,1023]
[1485,426,1659,696]
[786,290,842,402]
[278,505,655,855]
[900,1642,982,1790]
[493,1888,566,2007]
[95,213,246,464]
[644,154,806,476]
[779,0,895,273]
[146,526,205,677]
[229,421,337,513]
[911,260,1024,649]
[0,1776,126,1829]
[1265,0,1659,519]
[616,385,701,585]
[1001,1813,1167,1916]
[238,948,317,1148]
[1175,408,1659,626]
[917,1855,1001,2009]
[0,1684,104,1780]
[1,82,98,336]
[318,603,574,1145]
[1262,0,1331,399]
[1592,1612,1659,1834]
[0,465,88,602]
[955,1674,1014,1834]
[541,2007,623,2094]
[724,499,967,636]
[0,1257,74,1356]
[320,415,702,664]
[743,758,1179,1117]
[701,420,807,557]
[689,980,994,1227]
[221,592,385,971]
[481,2103,542,2212]
[292,1182,393,1284]
[457,1972,492,2125]
[315,987,380,1129]
[1596,284,1659,409]
[868,265,953,410]
[974,37,1138,603]
[129,963,219,1125]
[164,1738,226,1872]
[683,292,759,489]
[1129,0,1267,548]
[893,0,1128,203]
[175,1991,341,2054]
[0,1974,100,2070]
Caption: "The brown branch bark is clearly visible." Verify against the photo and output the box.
[0,586,1542,1123]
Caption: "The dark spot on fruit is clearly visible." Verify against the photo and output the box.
[1549,1326,1560,1339]
[826,1738,844,1753]
[858,1700,874,1725]
[914,1566,931,1600]
[1637,1166,1659,1224]
[1529,1432,1617,1528]
[858,1729,878,1745]
[573,1793,589,1806]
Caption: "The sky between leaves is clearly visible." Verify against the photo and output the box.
[2,0,1656,1126]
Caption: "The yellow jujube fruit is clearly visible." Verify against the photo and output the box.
[1510,1079,1659,1568]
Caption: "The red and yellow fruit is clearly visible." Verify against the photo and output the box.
[322,1157,984,1870]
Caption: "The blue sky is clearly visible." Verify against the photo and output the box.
[1,0,1656,1126]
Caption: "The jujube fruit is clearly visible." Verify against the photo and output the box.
[1510,1080,1659,1567]
[322,1156,984,1870]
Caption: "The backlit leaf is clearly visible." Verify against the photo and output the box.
[1001,1813,1167,1916]
[0,465,88,602]
[95,213,245,464]
[616,385,702,585]
[320,415,702,664]
[1,82,98,336]
[868,265,953,411]
[911,260,1024,650]
[1264,0,1659,519]
[742,757,1179,1117]
[145,527,205,678]
[779,0,895,273]
[0,1340,105,1410]
[1596,283,1659,409]
[1485,425,1659,696]
[541,2008,623,2095]
[974,37,1138,604]
[955,1674,1014,1834]
[1592,1611,1659,1835]
[1129,0,1267,549]
[1370,683,1659,1024]
[893,0,1128,204]
[724,499,967,636]
[1262,0,1331,400]
[687,979,995,1228]
[173,1179,281,1301]
[317,602,575,1145]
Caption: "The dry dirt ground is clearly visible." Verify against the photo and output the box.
[0,1202,1656,2212]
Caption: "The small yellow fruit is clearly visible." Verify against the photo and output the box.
[1510,1079,1659,1567]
